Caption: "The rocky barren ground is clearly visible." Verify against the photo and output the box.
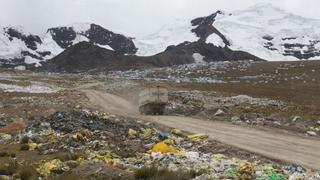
[0,61,320,179]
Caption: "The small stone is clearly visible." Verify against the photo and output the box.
[231,116,240,121]
[214,109,225,116]
[317,121,320,125]
[274,121,281,126]
[40,122,51,128]
[232,121,243,125]
[292,116,302,122]
[306,131,317,136]
[256,117,265,121]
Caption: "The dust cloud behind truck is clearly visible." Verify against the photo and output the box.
[139,86,168,115]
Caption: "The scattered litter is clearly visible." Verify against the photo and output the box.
[128,129,137,138]
[186,133,208,143]
[28,143,38,150]
[159,131,169,140]
[37,159,65,177]
[0,109,316,179]
[0,133,12,141]
[148,142,178,153]
[185,151,199,161]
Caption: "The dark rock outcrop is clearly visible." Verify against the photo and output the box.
[47,24,137,54]
[87,24,137,54]
[47,27,76,49]
[40,42,153,73]
[4,27,42,50]
[157,41,262,63]
[191,11,230,46]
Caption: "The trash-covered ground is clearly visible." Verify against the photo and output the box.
[106,60,319,86]
[1,109,319,179]
[166,90,320,137]
[1,63,320,179]
[0,68,106,128]
[104,60,320,137]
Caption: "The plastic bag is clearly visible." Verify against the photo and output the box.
[186,133,208,143]
[148,142,178,153]
[128,129,137,138]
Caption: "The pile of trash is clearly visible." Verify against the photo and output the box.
[106,61,254,84]
[0,110,319,179]
[106,61,317,86]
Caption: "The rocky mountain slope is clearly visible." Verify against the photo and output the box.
[0,24,137,69]
[1,3,320,70]
[40,42,152,73]
[40,41,261,73]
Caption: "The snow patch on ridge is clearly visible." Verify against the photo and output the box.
[134,19,198,56]
[0,28,28,59]
[193,53,206,64]
[73,35,90,45]
[24,56,41,67]
[96,44,114,51]
[37,33,64,59]
[206,34,225,47]
[71,23,91,33]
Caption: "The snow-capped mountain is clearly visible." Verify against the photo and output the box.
[213,3,320,60]
[1,3,320,70]
[0,23,137,68]
[134,3,320,61]
[0,26,44,67]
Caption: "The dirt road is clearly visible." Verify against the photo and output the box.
[82,89,320,169]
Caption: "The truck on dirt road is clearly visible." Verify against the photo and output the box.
[139,86,168,115]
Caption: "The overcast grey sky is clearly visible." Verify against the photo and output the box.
[1,0,320,36]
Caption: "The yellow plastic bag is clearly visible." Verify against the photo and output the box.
[37,159,63,177]
[140,128,157,140]
[236,162,256,180]
[163,138,176,145]
[170,129,183,136]
[148,142,178,153]
[100,113,109,120]
[128,129,137,138]
[28,143,38,151]
[186,133,208,142]
[0,133,12,140]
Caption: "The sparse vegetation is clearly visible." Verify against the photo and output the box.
[0,151,9,157]
[20,144,29,151]
[134,166,195,180]
[54,152,85,162]
[0,158,18,175]
[18,164,39,180]
[20,136,30,144]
